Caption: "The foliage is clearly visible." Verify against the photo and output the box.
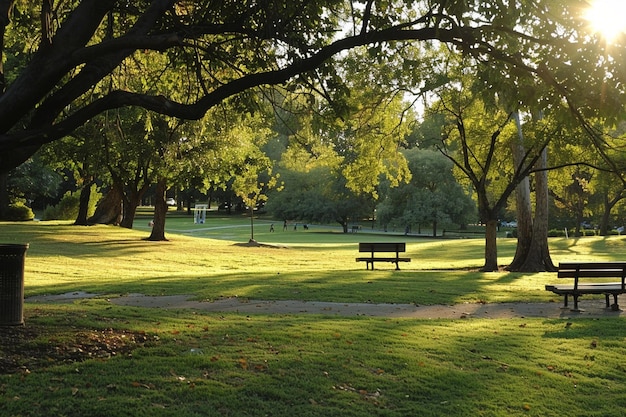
[0,201,34,221]
[3,0,618,177]
[42,185,100,221]
[377,148,476,234]
[6,155,62,206]
[266,166,374,231]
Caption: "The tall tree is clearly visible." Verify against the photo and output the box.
[267,166,374,233]
[377,148,475,236]
[430,67,544,271]
[506,112,557,272]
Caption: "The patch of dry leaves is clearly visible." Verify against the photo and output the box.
[0,325,153,374]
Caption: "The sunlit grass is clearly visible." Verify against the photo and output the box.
[3,302,626,417]
[3,219,626,305]
[2,219,626,416]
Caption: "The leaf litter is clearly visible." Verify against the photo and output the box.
[0,323,156,374]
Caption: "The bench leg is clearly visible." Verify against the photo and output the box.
[612,294,620,311]
[562,294,568,308]
[572,295,581,312]
[395,261,400,271]
[605,294,610,308]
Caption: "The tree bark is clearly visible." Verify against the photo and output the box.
[119,189,144,229]
[74,179,93,225]
[508,111,534,271]
[516,148,556,272]
[148,177,168,241]
[88,181,123,225]
[482,219,499,272]
[599,192,623,236]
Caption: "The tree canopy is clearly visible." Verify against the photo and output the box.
[1,0,622,177]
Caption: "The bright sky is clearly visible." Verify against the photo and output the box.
[584,0,626,41]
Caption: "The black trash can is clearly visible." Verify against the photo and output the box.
[0,243,29,326]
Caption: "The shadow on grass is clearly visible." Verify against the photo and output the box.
[24,267,550,307]
[6,221,560,306]
[6,303,624,416]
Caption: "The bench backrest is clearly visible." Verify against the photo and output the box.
[558,262,626,289]
[558,262,626,278]
[359,242,406,253]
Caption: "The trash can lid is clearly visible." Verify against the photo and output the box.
[0,243,29,254]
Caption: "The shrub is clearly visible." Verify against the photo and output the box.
[2,202,35,221]
[43,191,80,220]
[42,185,101,221]
[548,229,566,237]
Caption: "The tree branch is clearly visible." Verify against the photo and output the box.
[1,25,459,152]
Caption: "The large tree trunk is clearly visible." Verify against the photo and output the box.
[74,179,94,226]
[506,110,556,272]
[508,111,534,271]
[482,218,499,272]
[148,178,168,241]
[119,193,140,229]
[88,181,123,225]
[598,192,623,236]
[119,180,151,229]
[515,148,556,272]
[508,173,533,270]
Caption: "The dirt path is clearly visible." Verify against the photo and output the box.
[26,292,625,319]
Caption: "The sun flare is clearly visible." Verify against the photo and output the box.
[585,0,626,41]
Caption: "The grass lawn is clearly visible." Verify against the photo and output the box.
[2,215,626,416]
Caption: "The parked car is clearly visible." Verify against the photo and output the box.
[166,198,176,206]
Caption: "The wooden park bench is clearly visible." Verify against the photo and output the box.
[545,262,626,311]
[356,242,410,270]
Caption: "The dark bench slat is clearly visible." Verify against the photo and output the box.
[359,242,406,252]
[356,257,411,263]
[558,262,626,270]
[558,270,626,278]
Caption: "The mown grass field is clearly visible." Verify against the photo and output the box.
[2,214,626,416]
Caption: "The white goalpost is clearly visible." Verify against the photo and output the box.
[194,204,208,224]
